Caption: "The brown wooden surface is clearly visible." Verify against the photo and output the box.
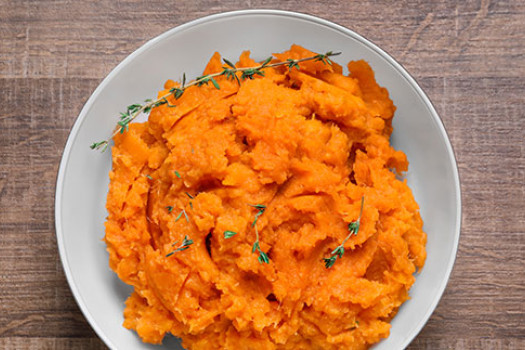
[1,0,524,349]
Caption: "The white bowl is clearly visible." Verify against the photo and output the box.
[55,9,461,350]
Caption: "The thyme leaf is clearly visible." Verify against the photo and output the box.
[90,141,108,151]
[174,209,189,223]
[224,230,237,239]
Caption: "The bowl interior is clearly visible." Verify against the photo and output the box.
[55,10,460,350]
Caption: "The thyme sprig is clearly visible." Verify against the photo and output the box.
[249,204,269,264]
[323,196,365,268]
[166,235,193,257]
[90,51,341,151]
[223,204,268,263]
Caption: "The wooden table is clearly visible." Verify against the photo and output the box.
[1,1,524,349]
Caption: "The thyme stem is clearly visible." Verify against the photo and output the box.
[90,51,341,151]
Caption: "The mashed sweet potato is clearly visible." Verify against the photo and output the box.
[104,45,427,349]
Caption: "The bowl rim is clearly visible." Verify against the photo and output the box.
[55,9,461,350]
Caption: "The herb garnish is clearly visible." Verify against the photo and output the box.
[90,51,341,151]
[323,197,365,268]
[166,235,194,257]
[249,204,269,264]
[223,230,237,239]
[175,209,189,223]
[174,171,182,179]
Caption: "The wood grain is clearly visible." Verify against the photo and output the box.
[1,0,524,349]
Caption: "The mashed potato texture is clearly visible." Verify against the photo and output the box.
[104,45,427,349]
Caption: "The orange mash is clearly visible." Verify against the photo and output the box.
[104,45,427,349]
